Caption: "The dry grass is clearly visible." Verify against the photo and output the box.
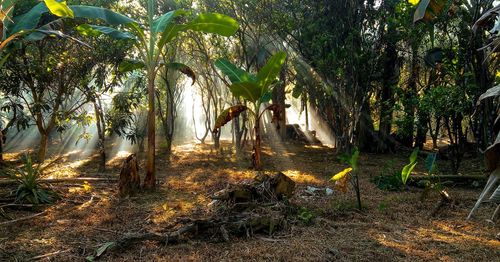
[0,140,499,261]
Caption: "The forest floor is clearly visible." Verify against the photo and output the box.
[0,139,499,261]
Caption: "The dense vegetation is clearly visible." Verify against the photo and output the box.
[0,0,498,261]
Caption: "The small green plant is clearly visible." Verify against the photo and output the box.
[331,148,362,210]
[401,148,419,185]
[418,152,446,201]
[371,160,404,191]
[2,154,57,204]
[297,207,314,224]
[378,201,389,212]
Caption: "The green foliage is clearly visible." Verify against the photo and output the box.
[331,147,362,209]
[215,51,287,105]
[371,160,404,191]
[297,207,314,224]
[6,3,135,36]
[1,154,57,204]
[76,24,135,40]
[337,147,359,171]
[401,148,419,185]
[44,0,73,18]
[214,58,256,82]
[106,73,146,145]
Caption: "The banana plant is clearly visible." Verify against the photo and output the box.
[3,0,239,189]
[0,0,131,67]
[214,51,287,170]
[112,1,238,190]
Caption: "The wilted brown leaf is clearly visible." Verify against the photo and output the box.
[214,105,248,130]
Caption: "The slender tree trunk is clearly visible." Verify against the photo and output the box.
[144,72,156,190]
[38,133,49,163]
[272,66,287,140]
[212,129,220,149]
[94,100,106,172]
[304,94,309,131]
[429,116,441,149]
[254,117,262,170]
[0,130,4,164]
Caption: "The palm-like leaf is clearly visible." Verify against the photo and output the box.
[186,13,239,36]
[44,0,73,18]
[256,51,287,93]
[214,58,256,83]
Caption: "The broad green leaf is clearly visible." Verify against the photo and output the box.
[25,29,90,48]
[229,81,262,103]
[70,5,136,25]
[44,0,73,18]
[76,24,100,37]
[185,13,238,36]
[401,161,417,185]
[256,51,287,95]
[118,59,145,73]
[409,147,419,163]
[214,58,256,83]
[7,3,47,35]
[157,24,186,49]
[151,9,186,33]
[401,148,419,185]
[8,4,135,36]
[214,105,248,130]
[76,24,135,40]
[166,62,196,85]
[424,153,437,174]
[331,167,352,181]
[350,148,359,170]
[260,90,272,104]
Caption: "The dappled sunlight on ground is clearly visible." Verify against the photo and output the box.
[282,169,323,184]
[1,140,499,261]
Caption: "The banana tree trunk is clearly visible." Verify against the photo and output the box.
[144,72,156,190]
[254,114,262,170]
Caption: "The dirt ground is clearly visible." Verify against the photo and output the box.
[0,140,499,261]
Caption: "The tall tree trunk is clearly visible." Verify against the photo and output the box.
[144,72,156,190]
[400,46,419,147]
[378,38,398,152]
[357,100,377,152]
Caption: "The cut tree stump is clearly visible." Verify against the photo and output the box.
[118,154,140,197]
[212,172,296,203]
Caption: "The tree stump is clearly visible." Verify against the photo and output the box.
[118,154,140,197]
